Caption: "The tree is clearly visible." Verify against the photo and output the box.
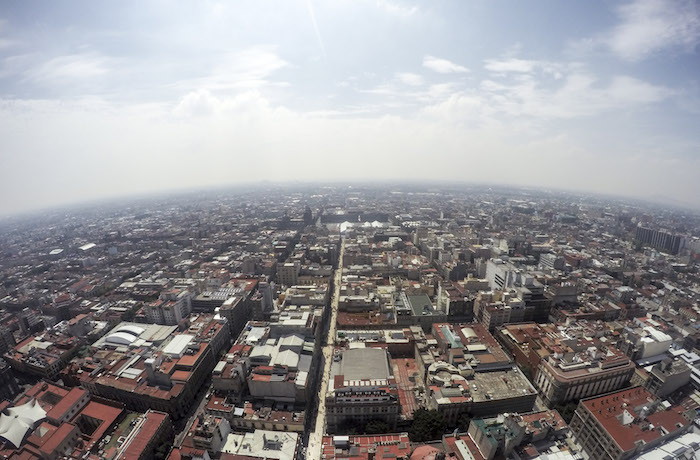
[409,409,447,442]
[552,402,577,423]
[457,412,471,432]
[365,419,389,434]
[154,442,170,460]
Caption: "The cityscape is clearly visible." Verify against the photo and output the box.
[2,0,700,459]
[0,184,699,459]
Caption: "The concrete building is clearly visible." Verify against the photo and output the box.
[0,359,19,402]
[222,429,300,460]
[145,289,192,325]
[635,226,687,255]
[326,347,400,433]
[277,262,300,287]
[644,358,691,398]
[535,343,635,406]
[321,433,411,460]
[569,387,693,460]
[182,414,230,455]
[427,364,537,423]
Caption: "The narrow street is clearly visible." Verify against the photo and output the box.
[307,238,344,460]
[174,378,211,446]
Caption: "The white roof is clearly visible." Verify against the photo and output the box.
[163,334,194,357]
[461,327,478,339]
[247,327,267,344]
[106,332,138,345]
[251,344,276,359]
[272,350,299,369]
[116,325,145,336]
[279,335,304,348]
[0,399,46,447]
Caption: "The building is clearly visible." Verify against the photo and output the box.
[0,326,16,356]
[221,429,300,460]
[64,316,228,419]
[218,295,252,339]
[145,289,192,325]
[473,290,529,331]
[416,323,513,383]
[540,253,565,271]
[427,364,537,423]
[466,410,569,460]
[277,262,300,287]
[534,343,635,406]
[644,358,691,398]
[326,347,400,433]
[247,334,312,407]
[0,380,126,460]
[0,359,19,402]
[636,431,700,459]
[205,398,305,433]
[115,410,173,460]
[321,433,411,460]
[569,387,694,460]
[635,226,687,255]
[182,414,230,455]
[617,320,672,362]
[4,332,80,380]
[485,259,518,291]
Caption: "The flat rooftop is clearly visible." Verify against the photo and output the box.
[470,368,536,403]
[339,347,391,381]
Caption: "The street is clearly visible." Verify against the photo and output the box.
[307,238,344,460]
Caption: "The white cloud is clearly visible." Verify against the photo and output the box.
[484,58,538,73]
[28,53,110,82]
[476,72,674,119]
[396,72,423,86]
[376,0,418,17]
[574,0,700,61]
[423,55,469,74]
[0,82,697,215]
[611,0,700,61]
[170,47,288,91]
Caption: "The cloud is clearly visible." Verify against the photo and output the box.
[423,71,673,124]
[396,72,423,86]
[423,55,469,74]
[28,53,110,82]
[376,0,418,17]
[170,47,288,91]
[484,58,538,73]
[611,0,700,61]
[573,0,700,61]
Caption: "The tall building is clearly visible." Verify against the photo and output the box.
[635,225,687,255]
[326,348,400,432]
[535,344,635,406]
[146,289,192,325]
[570,387,693,460]
[277,262,300,287]
[0,359,19,401]
[0,326,15,356]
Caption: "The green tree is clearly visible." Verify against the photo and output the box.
[365,419,390,434]
[409,409,447,442]
[457,412,471,432]
[552,402,578,423]
[154,442,169,460]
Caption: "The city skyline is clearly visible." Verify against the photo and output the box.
[1,0,699,215]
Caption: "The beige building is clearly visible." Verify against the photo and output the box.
[535,345,635,406]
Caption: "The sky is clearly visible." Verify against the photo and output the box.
[1,0,699,215]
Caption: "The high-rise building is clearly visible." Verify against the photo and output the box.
[635,225,687,255]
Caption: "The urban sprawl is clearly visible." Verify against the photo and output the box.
[0,184,699,460]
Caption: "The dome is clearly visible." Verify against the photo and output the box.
[106,331,138,345]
